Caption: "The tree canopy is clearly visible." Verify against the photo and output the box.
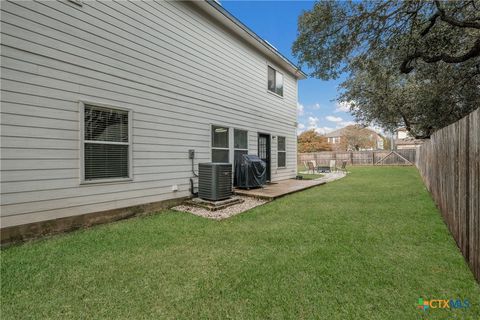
[338,125,378,151]
[297,130,332,153]
[293,0,480,138]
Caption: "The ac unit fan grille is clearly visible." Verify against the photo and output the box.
[198,163,232,201]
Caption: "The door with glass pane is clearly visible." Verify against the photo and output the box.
[258,133,271,181]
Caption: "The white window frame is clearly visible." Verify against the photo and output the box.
[277,136,286,168]
[79,101,133,185]
[210,125,230,163]
[267,65,284,98]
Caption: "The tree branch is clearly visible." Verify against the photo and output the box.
[420,13,439,36]
[400,37,480,73]
[435,0,480,29]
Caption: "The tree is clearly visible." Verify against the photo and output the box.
[340,49,480,137]
[293,0,480,138]
[297,130,332,152]
[338,125,377,151]
[382,135,392,151]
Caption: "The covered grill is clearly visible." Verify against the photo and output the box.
[234,154,266,189]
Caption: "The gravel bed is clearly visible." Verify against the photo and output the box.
[172,196,268,220]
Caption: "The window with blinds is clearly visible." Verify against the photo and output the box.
[83,105,130,181]
[277,136,286,168]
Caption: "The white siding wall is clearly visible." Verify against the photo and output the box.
[0,0,299,228]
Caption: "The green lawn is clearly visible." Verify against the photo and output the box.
[2,167,479,319]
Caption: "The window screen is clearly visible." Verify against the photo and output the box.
[234,129,248,149]
[84,105,130,180]
[233,129,248,185]
[275,72,283,96]
[278,136,286,168]
[267,66,284,97]
[278,136,286,152]
[212,126,229,148]
[212,149,229,163]
[268,66,276,92]
[211,125,229,163]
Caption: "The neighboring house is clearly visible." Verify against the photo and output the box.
[0,1,306,240]
[325,126,384,151]
[395,127,409,140]
[394,128,425,149]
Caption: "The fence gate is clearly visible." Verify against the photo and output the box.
[374,151,413,165]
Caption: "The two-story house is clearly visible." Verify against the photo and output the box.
[325,125,384,151]
[393,128,425,149]
[0,0,306,242]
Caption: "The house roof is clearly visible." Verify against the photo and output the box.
[192,1,307,80]
[324,126,382,139]
[324,128,345,138]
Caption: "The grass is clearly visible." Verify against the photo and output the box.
[2,167,479,319]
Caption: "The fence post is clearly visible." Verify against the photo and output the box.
[372,151,375,165]
[350,151,353,165]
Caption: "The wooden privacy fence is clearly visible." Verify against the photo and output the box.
[416,108,479,283]
[298,149,416,167]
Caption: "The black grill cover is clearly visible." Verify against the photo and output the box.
[234,154,266,189]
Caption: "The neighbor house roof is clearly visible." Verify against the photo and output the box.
[324,128,345,138]
[324,126,382,138]
[192,1,307,80]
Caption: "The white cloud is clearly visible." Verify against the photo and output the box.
[326,115,343,123]
[335,100,355,113]
[307,116,319,129]
[368,125,386,135]
[302,116,334,135]
[338,120,356,127]
[299,102,320,113]
[296,123,306,135]
[297,122,305,134]
[315,127,334,135]
[297,102,304,116]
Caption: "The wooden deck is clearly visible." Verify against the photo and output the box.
[234,179,326,200]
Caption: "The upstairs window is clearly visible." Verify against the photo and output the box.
[267,66,284,96]
[211,125,229,163]
[83,104,131,181]
[277,136,286,168]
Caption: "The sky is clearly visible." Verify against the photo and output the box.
[221,0,356,135]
